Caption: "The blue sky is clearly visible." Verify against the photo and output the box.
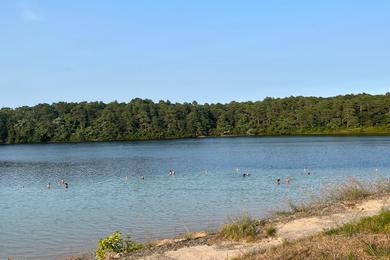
[0,1,389,107]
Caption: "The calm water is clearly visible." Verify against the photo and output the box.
[1,136,390,259]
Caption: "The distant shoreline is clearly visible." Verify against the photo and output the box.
[1,131,390,146]
[1,93,389,145]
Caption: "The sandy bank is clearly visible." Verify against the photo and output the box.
[112,194,390,260]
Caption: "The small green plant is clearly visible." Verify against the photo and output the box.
[96,231,143,260]
[346,252,357,260]
[220,213,258,241]
[265,225,277,237]
[184,232,193,240]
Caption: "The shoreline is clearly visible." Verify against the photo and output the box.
[1,132,390,146]
[66,180,390,260]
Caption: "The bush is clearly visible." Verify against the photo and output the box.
[96,231,143,260]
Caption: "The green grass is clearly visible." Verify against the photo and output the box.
[324,210,390,236]
[220,213,259,241]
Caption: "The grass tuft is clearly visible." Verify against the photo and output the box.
[220,213,259,241]
[264,225,277,237]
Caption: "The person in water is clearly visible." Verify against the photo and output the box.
[169,170,172,176]
[47,182,51,189]
[140,175,144,180]
[64,182,68,189]
[277,178,281,185]
[286,176,291,184]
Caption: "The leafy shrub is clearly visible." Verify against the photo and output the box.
[96,231,143,260]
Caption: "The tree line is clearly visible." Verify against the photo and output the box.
[0,93,389,144]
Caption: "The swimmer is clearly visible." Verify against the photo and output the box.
[47,182,51,189]
[125,176,128,182]
[286,176,291,184]
[172,171,176,176]
[140,175,144,180]
[64,182,68,189]
[277,178,281,185]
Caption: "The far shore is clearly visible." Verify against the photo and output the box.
[1,131,390,146]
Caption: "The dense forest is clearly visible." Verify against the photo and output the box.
[0,93,389,144]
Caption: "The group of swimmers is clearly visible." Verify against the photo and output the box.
[276,176,291,185]
[276,169,311,185]
[123,170,178,183]
[47,179,68,189]
[48,167,311,188]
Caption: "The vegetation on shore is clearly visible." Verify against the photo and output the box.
[237,210,390,260]
[95,231,143,260]
[219,213,277,241]
[274,177,390,218]
[87,177,389,260]
[220,213,259,241]
[0,93,389,144]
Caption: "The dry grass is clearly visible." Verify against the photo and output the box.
[324,177,372,203]
[236,210,390,260]
[274,177,390,219]
[236,234,390,260]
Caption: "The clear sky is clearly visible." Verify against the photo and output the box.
[0,1,389,107]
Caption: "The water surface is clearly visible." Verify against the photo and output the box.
[1,136,390,259]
